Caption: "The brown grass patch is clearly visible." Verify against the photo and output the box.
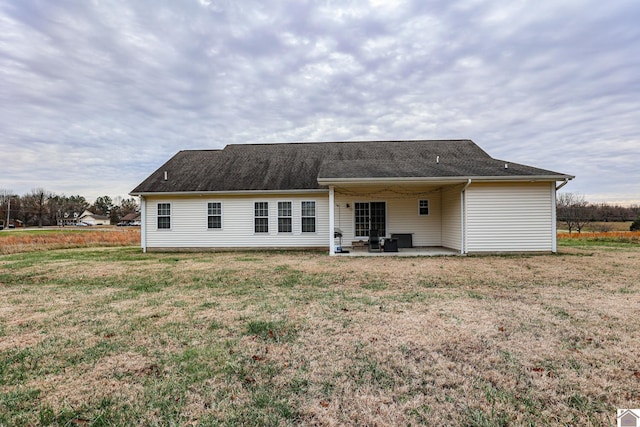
[0,228,140,254]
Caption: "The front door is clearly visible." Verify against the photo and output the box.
[354,202,386,238]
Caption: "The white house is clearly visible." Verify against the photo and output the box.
[78,210,110,226]
[130,140,573,254]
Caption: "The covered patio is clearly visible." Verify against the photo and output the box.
[326,182,466,256]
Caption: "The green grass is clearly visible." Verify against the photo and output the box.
[0,246,637,425]
[558,235,640,248]
[361,279,389,291]
[245,319,298,342]
[559,239,639,248]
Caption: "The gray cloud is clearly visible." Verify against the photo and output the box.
[0,0,638,204]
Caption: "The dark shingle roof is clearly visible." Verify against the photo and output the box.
[131,140,572,194]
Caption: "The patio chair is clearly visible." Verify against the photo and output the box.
[368,229,381,252]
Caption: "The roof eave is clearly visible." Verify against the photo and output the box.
[317,175,574,185]
[129,188,329,197]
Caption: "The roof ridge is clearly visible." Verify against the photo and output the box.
[178,149,224,153]
[224,139,473,148]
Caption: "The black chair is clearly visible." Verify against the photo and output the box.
[368,229,381,252]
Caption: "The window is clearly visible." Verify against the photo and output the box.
[157,203,171,229]
[355,202,385,237]
[254,202,269,233]
[301,201,316,233]
[278,201,292,233]
[419,200,429,216]
[208,202,222,229]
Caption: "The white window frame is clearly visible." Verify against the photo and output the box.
[419,199,430,216]
[301,201,316,233]
[207,202,223,230]
[254,201,269,233]
[277,201,293,233]
[157,202,171,230]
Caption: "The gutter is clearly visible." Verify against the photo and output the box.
[132,176,575,197]
[317,175,574,185]
[129,189,329,197]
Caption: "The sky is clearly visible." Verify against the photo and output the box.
[1,0,639,205]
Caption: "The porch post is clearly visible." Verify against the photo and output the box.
[551,182,557,253]
[329,186,335,256]
[461,179,471,254]
[460,191,465,254]
[140,196,147,253]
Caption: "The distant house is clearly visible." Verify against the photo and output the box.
[130,140,573,254]
[78,210,110,226]
[58,212,81,227]
[119,212,141,225]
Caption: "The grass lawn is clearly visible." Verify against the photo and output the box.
[1,242,639,426]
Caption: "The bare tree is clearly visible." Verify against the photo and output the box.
[0,189,13,228]
[120,197,139,215]
[557,192,590,234]
[24,188,50,227]
[107,197,139,224]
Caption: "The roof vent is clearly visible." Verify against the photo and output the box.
[163,171,168,181]
[436,156,440,164]
[504,163,509,169]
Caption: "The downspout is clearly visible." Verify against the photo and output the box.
[460,179,471,254]
[329,186,335,256]
[140,196,147,253]
[552,179,569,253]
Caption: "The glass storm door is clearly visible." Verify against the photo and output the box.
[354,202,386,238]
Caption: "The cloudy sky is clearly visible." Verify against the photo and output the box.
[1,0,638,205]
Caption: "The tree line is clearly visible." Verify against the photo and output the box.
[556,193,640,233]
[0,188,139,227]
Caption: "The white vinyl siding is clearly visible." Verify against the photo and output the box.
[465,183,554,252]
[386,196,441,246]
[144,194,329,249]
[441,186,462,251]
[141,182,556,253]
